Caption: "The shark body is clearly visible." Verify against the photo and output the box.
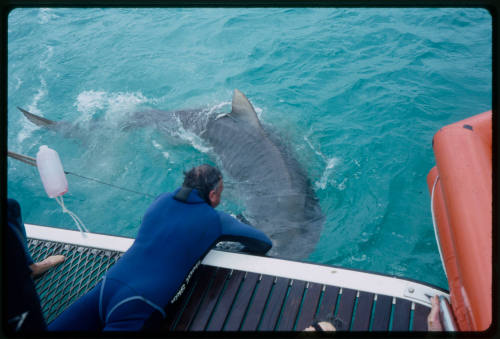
[19,89,324,259]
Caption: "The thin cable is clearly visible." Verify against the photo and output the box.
[55,196,89,236]
[431,175,447,278]
[65,171,156,199]
[8,151,156,199]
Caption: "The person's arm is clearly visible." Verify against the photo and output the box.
[217,211,272,254]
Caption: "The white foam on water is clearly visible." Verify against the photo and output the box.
[74,90,107,123]
[151,139,170,159]
[174,126,212,154]
[207,100,231,115]
[39,46,53,72]
[304,134,342,190]
[15,76,23,90]
[17,78,47,144]
[105,92,149,118]
[38,8,59,24]
[316,157,342,190]
[169,101,229,155]
[107,92,148,110]
[74,94,216,156]
[254,105,264,120]
[17,120,38,144]
[304,134,325,160]
[74,90,151,125]
[30,79,47,113]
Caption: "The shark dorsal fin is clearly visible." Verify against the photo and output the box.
[230,89,261,129]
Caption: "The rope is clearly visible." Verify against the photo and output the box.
[8,151,156,199]
[65,171,156,199]
[430,174,447,278]
[55,196,89,237]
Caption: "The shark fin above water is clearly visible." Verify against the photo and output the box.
[17,107,57,127]
[229,89,262,129]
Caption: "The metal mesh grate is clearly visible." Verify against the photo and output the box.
[27,238,123,324]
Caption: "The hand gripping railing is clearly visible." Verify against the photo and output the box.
[439,296,458,331]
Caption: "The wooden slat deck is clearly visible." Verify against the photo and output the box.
[162,264,431,331]
[26,225,442,332]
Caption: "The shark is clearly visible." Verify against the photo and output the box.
[18,89,325,259]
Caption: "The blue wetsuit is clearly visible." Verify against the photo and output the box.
[49,187,272,331]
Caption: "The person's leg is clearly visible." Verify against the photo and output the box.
[5,220,47,332]
[101,278,165,331]
[48,282,102,331]
[7,198,66,277]
[104,299,161,331]
[7,199,34,265]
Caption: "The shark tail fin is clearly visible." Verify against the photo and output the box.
[18,107,57,127]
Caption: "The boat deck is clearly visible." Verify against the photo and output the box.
[159,264,431,331]
[26,224,444,331]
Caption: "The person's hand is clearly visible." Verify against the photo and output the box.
[427,295,443,331]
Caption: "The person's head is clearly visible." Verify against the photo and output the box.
[182,164,223,207]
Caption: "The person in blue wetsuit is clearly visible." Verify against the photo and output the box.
[49,164,272,331]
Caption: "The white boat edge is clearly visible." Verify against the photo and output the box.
[26,224,447,307]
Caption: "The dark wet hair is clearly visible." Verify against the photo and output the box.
[182,164,223,204]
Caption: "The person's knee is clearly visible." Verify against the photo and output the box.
[7,199,23,229]
[7,199,21,218]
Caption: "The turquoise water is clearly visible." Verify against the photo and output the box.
[7,8,492,289]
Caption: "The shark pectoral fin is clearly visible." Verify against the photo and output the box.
[230,89,262,129]
[17,107,57,127]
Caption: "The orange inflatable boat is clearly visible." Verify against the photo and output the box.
[427,110,492,331]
